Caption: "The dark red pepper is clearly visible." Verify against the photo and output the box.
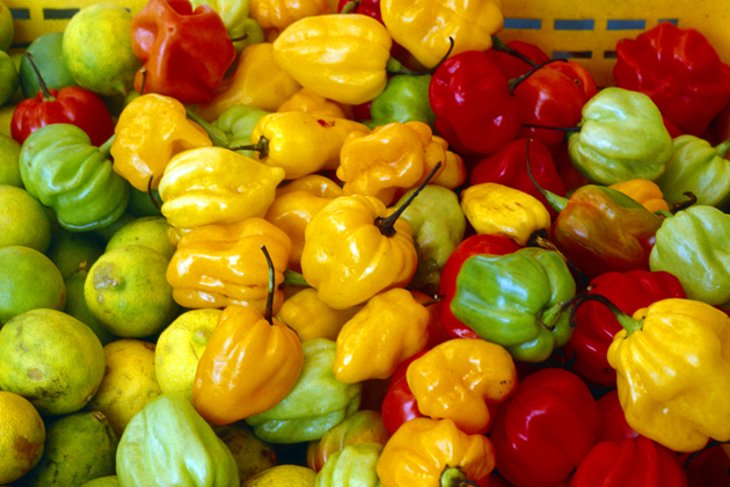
[380,351,425,435]
[131,0,236,104]
[597,390,638,443]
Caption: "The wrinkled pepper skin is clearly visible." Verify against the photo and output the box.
[315,442,383,487]
[607,298,730,452]
[276,287,360,342]
[490,368,602,487]
[116,394,239,487]
[250,0,332,30]
[450,247,576,362]
[192,304,304,426]
[649,205,730,307]
[609,178,670,213]
[158,147,285,230]
[19,123,129,232]
[111,93,213,192]
[272,14,392,105]
[656,135,730,208]
[245,338,362,444]
[568,87,673,185]
[377,417,495,487]
[278,87,350,119]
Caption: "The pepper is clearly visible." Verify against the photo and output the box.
[606,297,730,452]
[110,93,213,192]
[272,14,392,105]
[196,43,302,121]
[249,0,332,31]
[245,338,362,444]
[597,390,639,443]
[656,135,730,208]
[405,338,516,435]
[368,74,435,127]
[210,104,271,157]
[376,417,495,487]
[166,217,292,311]
[450,247,576,363]
[333,288,430,384]
[613,22,730,136]
[300,194,417,310]
[485,38,550,80]
[277,87,350,119]
[379,0,503,69]
[189,0,254,43]
[157,147,285,230]
[276,287,360,342]
[609,179,671,213]
[131,0,237,104]
[568,87,673,185]
[565,270,686,387]
[490,368,602,487]
[18,124,129,232]
[315,442,383,487]
[649,205,730,307]
[459,182,551,246]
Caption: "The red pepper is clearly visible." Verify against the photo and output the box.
[485,39,550,80]
[613,22,730,136]
[683,444,730,487]
[131,0,236,104]
[337,0,382,22]
[380,351,425,435]
[490,368,602,487]
[597,390,638,443]
[437,234,522,339]
[565,270,686,386]
[570,436,687,487]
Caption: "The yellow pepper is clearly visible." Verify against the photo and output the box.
[460,182,551,246]
[333,288,430,384]
[250,0,332,31]
[193,303,304,425]
[609,178,671,213]
[406,338,517,435]
[380,0,503,69]
[110,93,212,192]
[196,43,302,121]
[276,287,361,341]
[249,111,369,180]
[337,121,463,205]
[376,417,496,487]
[277,87,351,119]
[272,13,392,105]
[166,217,292,312]
[265,174,344,270]
[607,297,730,452]
[300,194,417,310]
[158,147,286,230]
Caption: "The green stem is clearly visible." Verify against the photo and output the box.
[440,466,478,487]
[490,35,539,67]
[260,245,276,325]
[284,269,309,288]
[524,139,568,212]
[386,36,454,76]
[508,58,567,95]
[185,109,230,148]
[522,122,580,134]
[25,51,54,101]
[98,134,116,156]
[340,0,360,13]
[230,135,269,158]
[569,294,642,336]
[715,138,730,158]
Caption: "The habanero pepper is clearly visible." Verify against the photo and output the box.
[249,0,332,31]
[380,350,425,435]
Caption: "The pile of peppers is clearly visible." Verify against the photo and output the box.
[8,0,730,486]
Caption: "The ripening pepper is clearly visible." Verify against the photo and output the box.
[111,93,213,192]
[609,179,670,213]
[300,194,417,310]
[380,0,503,69]
[130,0,237,104]
[278,87,350,119]
[333,288,430,384]
[649,205,730,307]
[249,0,332,30]
[568,87,673,185]
[192,304,304,425]
[606,298,730,452]
[450,247,576,363]
[166,217,292,311]
[189,0,252,42]
[656,135,730,208]
[157,147,285,230]
[315,442,383,487]
[460,182,551,246]
[368,74,435,127]
[245,338,362,444]
[276,287,361,342]
[249,111,369,180]
[19,123,129,232]
[406,338,516,435]
[376,417,496,487]
[211,104,271,159]
[272,14,392,105]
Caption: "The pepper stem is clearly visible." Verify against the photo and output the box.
[375,161,442,237]
[521,122,580,134]
[283,269,309,288]
[25,52,54,100]
[490,35,539,67]
[670,191,697,214]
[569,294,642,336]
[524,139,568,212]
[261,245,276,325]
[146,175,161,210]
[185,109,230,148]
[386,37,454,76]
[440,466,479,487]
[716,139,730,158]
[230,135,269,158]
[508,58,567,94]
[97,134,116,156]
[340,0,360,13]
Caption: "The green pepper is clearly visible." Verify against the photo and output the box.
[649,205,730,308]
[213,104,270,158]
[189,0,264,51]
[568,87,673,185]
[450,247,576,362]
[315,442,383,487]
[396,184,465,292]
[245,338,362,444]
[19,123,129,232]
[368,74,435,128]
[656,135,730,208]
[116,393,239,487]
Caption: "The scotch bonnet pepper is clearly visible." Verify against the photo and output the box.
[249,0,332,31]
[368,74,435,127]
[315,442,383,487]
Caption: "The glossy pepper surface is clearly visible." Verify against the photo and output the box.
[609,178,670,213]
[368,74,435,127]
[19,123,129,232]
[272,13,392,105]
[315,442,383,487]
[192,304,304,425]
[276,287,360,342]
[277,87,350,119]
[130,0,236,104]
[249,0,331,30]
[607,298,730,452]
[380,351,426,435]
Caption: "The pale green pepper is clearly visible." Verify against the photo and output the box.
[315,442,383,487]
